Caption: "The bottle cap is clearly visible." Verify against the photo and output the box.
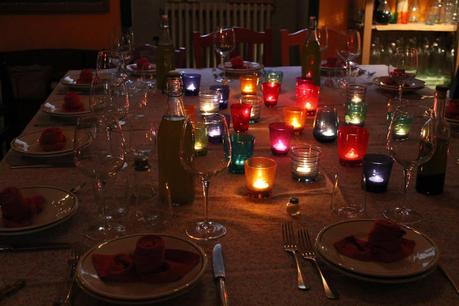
[289,197,299,204]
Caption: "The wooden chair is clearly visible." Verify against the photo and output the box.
[192,27,273,68]
[280,28,308,66]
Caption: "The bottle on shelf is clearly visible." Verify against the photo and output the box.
[157,71,195,205]
[155,14,175,93]
[408,0,420,23]
[301,16,320,86]
[397,0,409,24]
[374,0,392,25]
[415,85,450,195]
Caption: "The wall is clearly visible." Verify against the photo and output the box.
[0,0,121,52]
[319,0,350,59]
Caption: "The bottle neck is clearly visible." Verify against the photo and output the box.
[165,77,186,117]
[434,91,447,121]
[159,17,173,46]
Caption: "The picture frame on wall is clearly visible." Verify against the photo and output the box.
[0,0,109,14]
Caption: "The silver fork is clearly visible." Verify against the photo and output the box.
[282,223,309,290]
[298,228,338,299]
[53,247,80,305]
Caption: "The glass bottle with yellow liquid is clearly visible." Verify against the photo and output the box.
[158,72,195,205]
[156,14,175,93]
[301,16,321,86]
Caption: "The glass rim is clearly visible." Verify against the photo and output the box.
[245,157,277,169]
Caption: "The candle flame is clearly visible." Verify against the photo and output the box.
[344,148,359,160]
[253,178,269,190]
[187,83,196,91]
[273,140,287,151]
[296,165,311,174]
[290,117,302,129]
[351,95,362,103]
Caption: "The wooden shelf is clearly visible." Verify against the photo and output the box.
[371,23,457,32]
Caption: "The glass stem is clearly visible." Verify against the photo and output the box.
[401,167,412,213]
[398,84,403,103]
[93,177,109,230]
[221,55,226,83]
[201,176,210,225]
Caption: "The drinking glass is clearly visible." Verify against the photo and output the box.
[89,78,130,123]
[337,30,361,86]
[385,102,436,224]
[387,47,418,104]
[74,116,126,241]
[213,27,235,84]
[180,114,231,240]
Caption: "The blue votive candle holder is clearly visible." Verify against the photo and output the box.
[362,154,394,193]
[313,105,338,142]
[229,133,255,174]
[182,73,201,96]
[210,84,230,110]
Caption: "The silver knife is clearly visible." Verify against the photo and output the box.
[213,243,229,306]
[0,243,72,252]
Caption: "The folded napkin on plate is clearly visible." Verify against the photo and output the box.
[92,235,200,283]
[334,220,416,263]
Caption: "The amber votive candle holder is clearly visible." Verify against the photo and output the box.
[199,89,220,115]
[290,145,321,183]
[261,81,281,107]
[181,73,201,96]
[240,74,259,96]
[269,122,293,156]
[240,95,262,123]
[296,77,319,116]
[283,107,306,134]
[231,103,252,132]
[337,125,369,166]
[244,157,277,198]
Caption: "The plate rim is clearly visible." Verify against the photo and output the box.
[126,63,157,74]
[373,76,425,92]
[217,61,263,74]
[10,129,76,157]
[76,233,208,302]
[0,186,78,235]
[41,100,91,117]
[315,219,440,278]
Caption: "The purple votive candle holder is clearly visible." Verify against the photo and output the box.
[210,84,230,110]
[269,122,293,156]
[182,73,201,96]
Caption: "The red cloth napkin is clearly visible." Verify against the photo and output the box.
[230,56,245,69]
[39,128,66,151]
[135,57,152,70]
[63,92,84,112]
[334,220,416,263]
[0,187,45,228]
[77,69,93,84]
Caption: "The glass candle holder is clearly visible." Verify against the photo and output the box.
[261,81,281,107]
[283,107,306,134]
[269,122,293,156]
[240,95,262,123]
[337,125,369,166]
[296,77,319,116]
[210,84,230,110]
[346,84,367,104]
[240,74,259,95]
[313,105,339,142]
[199,89,220,115]
[207,119,223,144]
[184,104,197,125]
[290,145,321,183]
[244,157,277,198]
[182,73,201,96]
[263,70,283,86]
[193,122,208,156]
[229,133,255,174]
[392,114,412,139]
[344,101,367,126]
[231,103,252,133]
[363,154,394,193]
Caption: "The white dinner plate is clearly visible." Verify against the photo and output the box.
[41,97,91,118]
[60,71,111,90]
[217,61,263,75]
[0,186,78,235]
[315,219,440,278]
[126,64,156,76]
[10,128,84,157]
[76,234,207,304]
[373,76,425,93]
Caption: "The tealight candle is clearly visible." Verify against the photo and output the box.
[261,81,281,107]
[240,95,262,123]
[290,145,321,183]
[244,157,277,198]
[231,103,252,132]
[199,89,220,115]
[269,122,293,156]
[240,74,259,95]
[313,105,338,142]
[206,117,224,144]
[362,154,394,193]
[337,125,369,166]
[182,73,201,96]
[229,133,255,174]
[346,84,366,104]
[210,84,230,110]
[296,77,319,116]
[283,107,306,134]
[193,122,208,156]
[344,101,367,126]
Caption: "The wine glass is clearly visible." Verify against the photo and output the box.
[179,114,231,240]
[385,102,436,224]
[337,30,361,86]
[74,116,127,241]
[213,27,236,84]
[89,78,130,124]
[317,26,329,52]
[388,47,418,104]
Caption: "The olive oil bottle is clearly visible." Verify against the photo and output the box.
[155,14,175,93]
[301,16,321,86]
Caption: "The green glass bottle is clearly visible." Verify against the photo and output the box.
[415,85,450,195]
[301,16,321,86]
[155,14,175,93]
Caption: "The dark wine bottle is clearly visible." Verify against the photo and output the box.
[449,66,459,99]
[300,16,320,86]
[374,0,392,25]
[416,85,450,195]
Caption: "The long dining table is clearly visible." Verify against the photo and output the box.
[0,65,458,306]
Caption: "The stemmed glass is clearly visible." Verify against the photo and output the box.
[180,114,231,240]
[74,116,127,241]
[337,30,361,87]
[213,27,236,84]
[385,102,436,224]
[388,47,418,104]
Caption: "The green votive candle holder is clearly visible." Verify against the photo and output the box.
[229,133,255,174]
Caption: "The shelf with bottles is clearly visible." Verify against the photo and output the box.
[371,23,457,32]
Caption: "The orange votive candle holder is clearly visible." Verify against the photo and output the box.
[244,157,277,198]
[240,74,259,96]
[283,107,307,134]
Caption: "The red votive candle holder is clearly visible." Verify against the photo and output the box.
[269,122,293,156]
[261,81,281,107]
[296,77,319,116]
[240,74,259,96]
[337,125,369,166]
[231,103,252,132]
